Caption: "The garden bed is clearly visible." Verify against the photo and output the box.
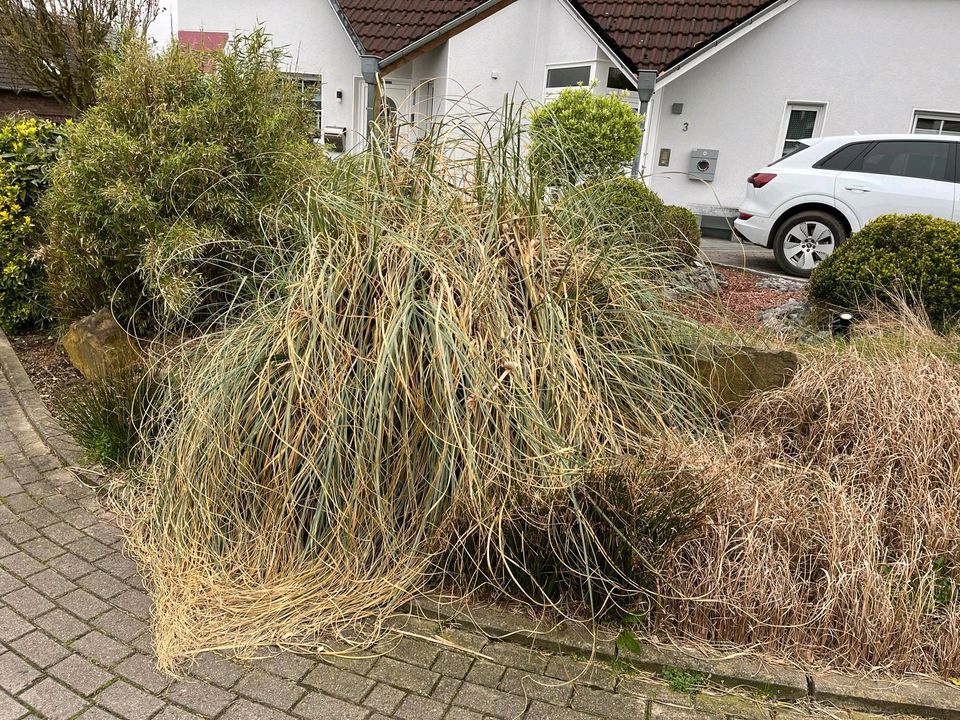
[8,333,82,421]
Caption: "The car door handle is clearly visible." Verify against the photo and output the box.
[844,185,872,193]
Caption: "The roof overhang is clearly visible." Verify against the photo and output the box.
[655,0,799,87]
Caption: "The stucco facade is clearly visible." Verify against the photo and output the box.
[641,0,960,223]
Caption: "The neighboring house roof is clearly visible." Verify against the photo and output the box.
[573,0,776,71]
[334,0,779,72]
[335,0,490,58]
[0,54,39,93]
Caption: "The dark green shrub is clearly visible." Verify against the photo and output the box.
[663,205,701,262]
[58,363,160,467]
[529,88,643,184]
[809,214,960,329]
[555,177,688,263]
[0,117,65,332]
[41,29,326,331]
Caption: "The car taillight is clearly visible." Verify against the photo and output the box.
[738,212,753,221]
[748,172,777,188]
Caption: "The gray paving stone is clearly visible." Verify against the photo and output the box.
[292,691,369,720]
[188,652,246,688]
[48,653,114,696]
[108,589,150,620]
[77,571,127,600]
[90,609,147,644]
[442,709,483,720]
[66,537,112,562]
[0,651,41,693]
[431,649,473,679]
[20,537,63,562]
[19,678,88,720]
[34,609,87,642]
[75,708,121,720]
[525,700,603,720]
[165,679,235,716]
[3,587,54,619]
[362,683,406,715]
[0,570,23,595]
[252,652,314,682]
[41,524,84,548]
[0,552,43,578]
[233,670,305,711]
[302,662,375,703]
[465,659,506,688]
[0,689,27,720]
[114,654,171,694]
[72,631,133,666]
[648,700,713,720]
[544,656,616,690]
[0,608,31,642]
[454,681,529,719]
[25,570,75,599]
[8,630,71,668]
[96,680,166,720]
[395,693,446,720]
[430,676,461,704]
[499,668,572,705]
[46,553,95,581]
[485,642,549,674]
[387,637,441,669]
[571,686,647,720]
[220,699,292,720]
[367,657,439,697]
[58,589,109,621]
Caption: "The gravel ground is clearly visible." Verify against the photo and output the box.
[681,268,807,329]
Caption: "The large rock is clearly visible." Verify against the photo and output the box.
[694,344,800,410]
[61,309,139,382]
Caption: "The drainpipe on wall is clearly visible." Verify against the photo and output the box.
[360,55,380,148]
[632,70,658,178]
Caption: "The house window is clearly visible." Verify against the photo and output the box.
[779,103,825,156]
[294,76,323,137]
[545,65,591,89]
[913,112,960,136]
[606,67,635,92]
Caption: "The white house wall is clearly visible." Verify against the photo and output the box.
[176,0,365,148]
[644,0,960,220]
[384,0,621,129]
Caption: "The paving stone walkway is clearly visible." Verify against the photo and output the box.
[0,331,905,720]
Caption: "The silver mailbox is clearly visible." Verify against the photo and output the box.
[689,148,719,182]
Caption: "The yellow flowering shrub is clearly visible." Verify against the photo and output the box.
[0,117,64,332]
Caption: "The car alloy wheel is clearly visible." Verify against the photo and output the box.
[774,210,846,278]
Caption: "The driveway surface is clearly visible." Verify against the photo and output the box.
[0,331,884,720]
[700,236,796,278]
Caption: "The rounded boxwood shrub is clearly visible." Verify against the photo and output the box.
[663,205,701,262]
[809,214,960,329]
[0,117,65,333]
[529,87,643,184]
[555,177,698,265]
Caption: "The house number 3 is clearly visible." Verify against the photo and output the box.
[682,122,689,132]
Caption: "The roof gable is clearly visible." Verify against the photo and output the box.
[574,0,776,71]
[335,0,779,71]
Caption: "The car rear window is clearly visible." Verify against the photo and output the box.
[850,140,951,182]
[815,142,872,171]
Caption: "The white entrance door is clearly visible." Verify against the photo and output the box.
[379,79,417,147]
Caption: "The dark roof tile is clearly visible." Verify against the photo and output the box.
[337,0,777,70]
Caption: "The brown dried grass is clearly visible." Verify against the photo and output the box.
[655,326,960,675]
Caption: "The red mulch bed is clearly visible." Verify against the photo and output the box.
[680,269,806,329]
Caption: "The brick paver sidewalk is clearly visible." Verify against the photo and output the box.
[0,330,896,720]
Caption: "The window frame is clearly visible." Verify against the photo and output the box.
[844,139,956,184]
[290,74,323,138]
[912,110,960,137]
[543,61,596,98]
[777,101,827,158]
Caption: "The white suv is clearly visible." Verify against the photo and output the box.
[734,135,960,277]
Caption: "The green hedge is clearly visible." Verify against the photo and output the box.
[41,29,326,332]
[0,118,64,333]
[663,205,701,262]
[809,214,960,329]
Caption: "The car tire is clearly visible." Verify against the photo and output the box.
[773,210,847,278]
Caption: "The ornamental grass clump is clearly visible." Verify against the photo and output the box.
[128,111,716,667]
